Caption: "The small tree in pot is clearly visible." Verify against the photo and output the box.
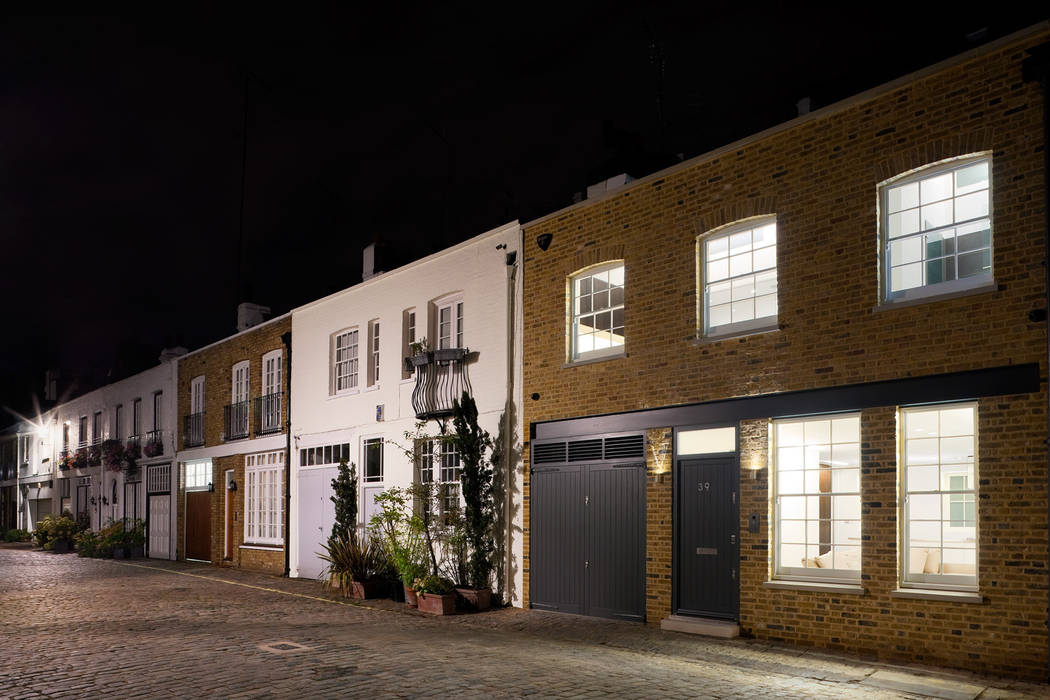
[449,392,495,611]
[329,459,358,547]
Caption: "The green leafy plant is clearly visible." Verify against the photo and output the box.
[97,520,127,557]
[4,528,31,542]
[74,529,100,557]
[369,487,430,587]
[451,392,495,590]
[412,574,455,595]
[319,529,386,592]
[329,459,358,547]
[35,514,77,551]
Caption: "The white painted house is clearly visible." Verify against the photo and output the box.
[289,221,524,605]
[44,358,179,559]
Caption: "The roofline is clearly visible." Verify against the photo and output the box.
[291,219,521,315]
[178,310,292,362]
[522,21,1050,230]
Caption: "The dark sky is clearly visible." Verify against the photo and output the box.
[2,9,1047,418]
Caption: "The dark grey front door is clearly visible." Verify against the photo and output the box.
[676,457,739,619]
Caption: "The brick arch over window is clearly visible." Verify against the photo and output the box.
[872,129,991,182]
[567,244,626,277]
[692,197,778,238]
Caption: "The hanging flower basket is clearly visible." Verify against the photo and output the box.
[102,440,127,472]
[87,445,102,467]
[143,437,163,458]
[58,453,74,471]
[71,449,88,470]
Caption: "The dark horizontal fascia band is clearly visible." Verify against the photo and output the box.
[531,363,1040,441]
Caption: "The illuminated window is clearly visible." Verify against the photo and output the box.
[701,216,777,338]
[331,328,359,394]
[570,263,624,361]
[245,450,284,546]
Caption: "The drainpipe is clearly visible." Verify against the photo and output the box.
[281,330,292,577]
[504,247,518,603]
[1021,40,1050,684]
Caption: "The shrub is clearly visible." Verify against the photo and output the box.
[35,514,77,551]
[4,528,30,542]
[319,529,386,591]
[75,530,100,557]
[412,574,456,595]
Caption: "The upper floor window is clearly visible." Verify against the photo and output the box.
[132,398,142,437]
[700,216,777,338]
[570,263,624,361]
[881,154,992,303]
[332,328,359,394]
[190,377,205,415]
[402,308,417,380]
[260,350,283,433]
[152,391,163,431]
[900,403,977,590]
[773,414,861,582]
[113,405,123,441]
[367,320,380,387]
[78,416,88,447]
[437,300,463,350]
[62,423,70,450]
[92,411,103,444]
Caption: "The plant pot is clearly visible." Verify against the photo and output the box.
[388,582,405,603]
[130,545,144,558]
[455,587,492,612]
[52,539,71,554]
[417,591,456,615]
[112,547,126,560]
[346,579,384,600]
[410,352,433,367]
[404,587,418,607]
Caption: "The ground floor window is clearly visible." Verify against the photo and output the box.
[184,461,211,490]
[417,438,461,517]
[773,413,861,581]
[900,403,977,589]
[245,451,284,545]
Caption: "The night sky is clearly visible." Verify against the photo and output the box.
[2,9,1047,418]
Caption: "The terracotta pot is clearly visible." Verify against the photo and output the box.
[404,587,418,607]
[346,579,384,600]
[417,591,456,615]
[455,587,492,612]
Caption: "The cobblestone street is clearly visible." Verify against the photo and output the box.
[1,548,1046,699]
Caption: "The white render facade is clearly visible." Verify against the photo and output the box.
[34,360,178,558]
[289,221,524,605]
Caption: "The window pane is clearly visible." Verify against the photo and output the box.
[753,223,776,248]
[888,181,919,213]
[754,270,777,296]
[890,262,922,292]
[920,172,953,204]
[707,258,729,282]
[920,200,953,230]
[708,304,731,328]
[729,230,751,253]
[955,162,988,195]
[731,298,754,323]
[707,236,728,260]
[755,294,777,320]
[728,252,752,277]
[957,249,990,279]
[753,245,776,271]
[708,281,731,307]
[890,236,922,265]
[888,209,920,239]
[955,191,988,221]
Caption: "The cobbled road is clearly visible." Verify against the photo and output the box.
[1,548,1045,699]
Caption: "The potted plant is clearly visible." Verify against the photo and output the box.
[102,439,126,471]
[413,575,457,615]
[98,520,126,558]
[368,487,431,607]
[319,529,386,599]
[406,337,432,371]
[72,448,88,470]
[126,519,146,557]
[450,393,496,611]
[58,452,74,471]
[38,513,77,554]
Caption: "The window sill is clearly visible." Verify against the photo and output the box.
[694,325,779,345]
[875,280,997,312]
[327,389,361,401]
[563,351,626,369]
[365,384,380,393]
[890,588,983,604]
[762,580,865,595]
[240,544,284,551]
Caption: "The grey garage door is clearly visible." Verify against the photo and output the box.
[530,434,646,622]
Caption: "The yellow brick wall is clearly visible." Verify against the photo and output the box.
[522,31,1049,679]
[174,317,289,574]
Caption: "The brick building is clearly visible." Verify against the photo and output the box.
[521,25,1050,679]
[175,305,290,574]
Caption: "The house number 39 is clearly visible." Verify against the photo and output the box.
[698,482,711,491]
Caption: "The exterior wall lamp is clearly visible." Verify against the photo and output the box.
[228,480,237,491]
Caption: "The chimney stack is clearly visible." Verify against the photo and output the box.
[237,302,271,332]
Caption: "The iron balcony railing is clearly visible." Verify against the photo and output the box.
[224,401,250,441]
[144,430,166,457]
[407,348,473,420]
[253,392,282,435]
[183,412,205,448]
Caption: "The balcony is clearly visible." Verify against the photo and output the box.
[253,393,282,435]
[407,348,473,420]
[224,401,249,441]
[183,412,205,448]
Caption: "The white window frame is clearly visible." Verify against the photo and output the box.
[190,376,205,416]
[569,262,625,362]
[184,460,212,490]
[362,436,383,483]
[152,391,163,432]
[402,308,417,380]
[418,437,462,516]
[132,399,142,437]
[244,450,284,546]
[699,215,778,339]
[772,413,862,583]
[367,319,380,388]
[879,153,993,304]
[298,442,352,468]
[92,411,103,444]
[436,297,464,350]
[260,349,283,432]
[78,416,88,447]
[331,328,359,395]
[231,361,249,406]
[113,404,123,442]
[900,403,979,591]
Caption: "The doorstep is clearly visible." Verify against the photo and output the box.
[660,614,739,638]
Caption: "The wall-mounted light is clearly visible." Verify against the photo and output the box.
[208,482,215,493]
[536,233,553,251]
[747,454,766,480]
[228,480,237,492]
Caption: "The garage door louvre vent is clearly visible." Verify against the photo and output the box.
[604,435,644,460]
[532,442,567,464]
[568,439,603,462]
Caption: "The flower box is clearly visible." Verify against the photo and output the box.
[345,579,385,600]
[417,591,456,615]
[455,587,492,612]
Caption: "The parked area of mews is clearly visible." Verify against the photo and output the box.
[0,548,1045,700]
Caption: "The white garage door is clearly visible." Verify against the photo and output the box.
[148,494,171,559]
[297,467,337,580]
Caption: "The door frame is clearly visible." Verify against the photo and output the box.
[671,423,740,619]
